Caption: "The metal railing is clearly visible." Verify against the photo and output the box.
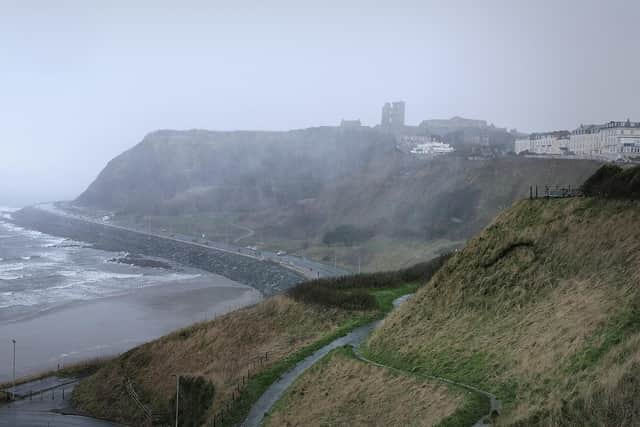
[529,185,583,199]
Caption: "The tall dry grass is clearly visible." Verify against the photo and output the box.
[367,197,640,425]
[73,295,373,425]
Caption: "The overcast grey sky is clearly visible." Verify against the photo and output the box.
[1,0,639,206]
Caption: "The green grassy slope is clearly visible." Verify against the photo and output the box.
[366,197,640,425]
[71,258,447,426]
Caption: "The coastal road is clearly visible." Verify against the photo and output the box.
[36,203,348,281]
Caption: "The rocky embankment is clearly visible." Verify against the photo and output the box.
[12,207,303,295]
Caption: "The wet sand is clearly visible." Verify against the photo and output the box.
[0,273,262,382]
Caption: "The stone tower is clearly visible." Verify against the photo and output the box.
[381,101,405,128]
[391,101,405,128]
[381,102,392,127]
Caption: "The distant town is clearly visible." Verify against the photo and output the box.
[514,120,640,161]
[341,102,640,162]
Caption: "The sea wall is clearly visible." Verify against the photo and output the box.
[11,207,303,295]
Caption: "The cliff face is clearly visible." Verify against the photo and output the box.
[77,127,601,242]
[77,127,394,215]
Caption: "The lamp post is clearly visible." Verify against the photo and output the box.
[173,374,180,427]
[12,339,16,390]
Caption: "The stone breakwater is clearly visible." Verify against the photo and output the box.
[11,207,304,295]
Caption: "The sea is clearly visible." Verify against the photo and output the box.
[0,206,261,381]
[0,207,202,324]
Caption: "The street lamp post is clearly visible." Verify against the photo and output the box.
[173,374,180,427]
[12,339,16,392]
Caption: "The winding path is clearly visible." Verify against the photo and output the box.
[231,222,255,244]
[242,295,500,427]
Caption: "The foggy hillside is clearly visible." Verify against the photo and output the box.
[76,128,601,243]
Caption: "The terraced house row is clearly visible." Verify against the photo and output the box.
[515,119,640,160]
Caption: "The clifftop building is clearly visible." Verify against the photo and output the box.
[340,119,361,128]
[381,101,405,128]
[515,120,640,160]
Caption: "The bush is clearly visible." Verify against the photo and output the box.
[168,376,215,427]
[322,225,374,246]
[582,164,640,199]
[287,254,451,310]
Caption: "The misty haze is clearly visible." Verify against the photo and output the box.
[1,1,640,426]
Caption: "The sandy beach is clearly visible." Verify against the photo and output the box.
[0,273,262,383]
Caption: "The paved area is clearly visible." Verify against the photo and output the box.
[3,377,77,399]
[0,381,118,426]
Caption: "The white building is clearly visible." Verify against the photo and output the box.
[515,120,640,160]
[514,131,570,155]
[409,141,454,156]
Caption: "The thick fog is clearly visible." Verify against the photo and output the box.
[1,0,638,207]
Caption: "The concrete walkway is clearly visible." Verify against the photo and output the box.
[0,379,119,426]
[241,321,379,427]
[242,294,501,427]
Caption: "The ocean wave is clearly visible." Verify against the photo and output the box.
[41,250,69,262]
[0,273,24,281]
[80,271,144,282]
[0,221,28,233]
[0,255,41,263]
[42,238,68,248]
[160,272,202,281]
[0,292,38,308]
[0,221,85,248]
[0,261,204,309]
[57,270,78,277]
[0,262,26,273]
[48,283,76,290]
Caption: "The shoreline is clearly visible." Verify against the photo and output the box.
[0,272,262,383]
[11,206,304,295]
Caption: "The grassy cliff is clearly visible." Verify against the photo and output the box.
[71,258,448,426]
[72,295,374,426]
[366,197,640,425]
[263,346,470,427]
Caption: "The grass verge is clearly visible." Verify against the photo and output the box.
[216,280,424,426]
[212,314,377,426]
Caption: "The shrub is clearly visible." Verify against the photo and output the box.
[287,254,451,310]
[322,225,374,246]
[582,164,640,199]
[168,376,215,427]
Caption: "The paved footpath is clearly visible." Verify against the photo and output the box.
[242,294,500,427]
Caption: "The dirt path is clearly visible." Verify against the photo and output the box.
[242,295,501,426]
[231,222,255,244]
